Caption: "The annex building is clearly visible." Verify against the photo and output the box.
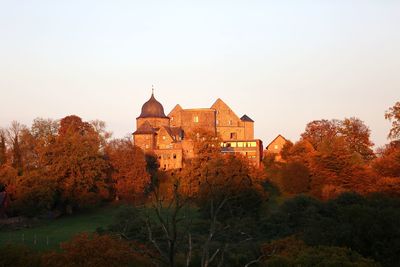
[133,92,263,169]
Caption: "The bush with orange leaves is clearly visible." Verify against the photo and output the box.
[42,233,153,267]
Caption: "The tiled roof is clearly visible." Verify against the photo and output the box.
[240,114,254,122]
[133,121,156,135]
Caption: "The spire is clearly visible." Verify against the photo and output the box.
[152,85,154,96]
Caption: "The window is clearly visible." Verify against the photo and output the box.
[274,144,279,150]
[173,154,177,159]
[238,142,244,147]
[171,117,174,121]
[145,144,149,149]
[162,135,166,140]
[230,132,237,139]
[194,116,199,123]
[228,120,232,125]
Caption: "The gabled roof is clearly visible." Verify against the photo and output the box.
[159,126,183,142]
[159,126,175,140]
[240,114,254,122]
[266,134,288,149]
[211,98,240,120]
[168,104,183,117]
[211,98,227,109]
[133,121,156,135]
[170,127,183,137]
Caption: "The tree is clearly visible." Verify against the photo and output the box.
[373,141,400,179]
[301,118,375,161]
[90,119,112,150]
[46,115,110,212]
[0,245,42,267]
[108,175,193,267]
[340,117,375,161]
[301,120,340,149]
[297,118,376,198]
[193,154,265,267]
[30,118,59,169]
[280,161,310,195]
[106,138,150,202]
[42,233,152,267]
[385,101,400,140]
[0,129,7,166]
[12,170,56,217]
[261,193,400,267]
[6,121,26,175]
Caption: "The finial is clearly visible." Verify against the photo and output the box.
[151,85,154,95]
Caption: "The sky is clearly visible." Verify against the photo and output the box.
[0,0,399,148]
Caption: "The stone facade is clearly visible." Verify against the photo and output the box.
[133,92,263,169]
[264,134,288,162]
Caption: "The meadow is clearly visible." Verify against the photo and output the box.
[0,205,123,251]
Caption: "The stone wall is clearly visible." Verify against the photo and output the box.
[133,133,155,151]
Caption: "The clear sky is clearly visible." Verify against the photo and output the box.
[0,1,399,148]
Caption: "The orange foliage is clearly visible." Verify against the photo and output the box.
[106,139,150,202]
[42,233,152,267]
[46,116,110,209]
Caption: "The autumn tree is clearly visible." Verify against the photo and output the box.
[340,117,375,160]
[30,118,59,168]
[42,233,152,267]
[385,101,400,140]
[11,170,56,217]
[90,119,112,150]
[301,119,340,149]
[0,129,6,166]
[295,118,377,198]
[106,138,150,202]
[46,115,110,212]
[373,141,400,178]
[301,118,374,161]
[178,128,222,196]
[280,161,310,195]
[6,121,26,175]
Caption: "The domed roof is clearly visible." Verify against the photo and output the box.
[138,92,168,118]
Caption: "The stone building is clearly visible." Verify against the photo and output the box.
[133,92,263,169]
[264,134,289,162]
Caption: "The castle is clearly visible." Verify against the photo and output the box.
[133,92,263,169]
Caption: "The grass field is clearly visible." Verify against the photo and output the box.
[0,204,124,251]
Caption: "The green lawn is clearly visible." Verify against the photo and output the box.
[0,205,124,251]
